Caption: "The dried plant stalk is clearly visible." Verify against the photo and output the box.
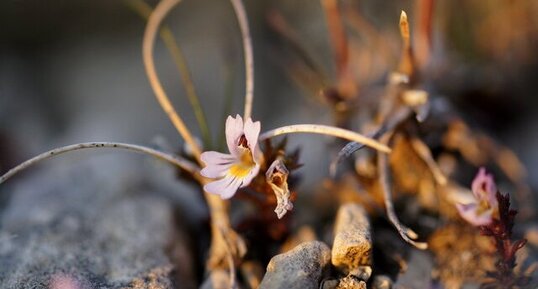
[125,0,212,147]
[414,0,433,67]
[142,0,203,161]
[204,185,247,269]
[410,137,447,186]
[259,124,391,153]
[378,134,428,250]
[0,142,198,184]
[230,0,255,120]
[321,0,349,76]
[398,10,415,77]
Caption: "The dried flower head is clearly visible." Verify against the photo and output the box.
[201,115,263,199]
[266,158,293,219]
[456,167,498,226]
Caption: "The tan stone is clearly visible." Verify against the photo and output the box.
[331,203,372,274]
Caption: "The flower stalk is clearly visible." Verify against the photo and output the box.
[259,124,391,153]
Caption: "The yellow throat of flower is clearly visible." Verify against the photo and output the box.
[476,199,491,216]
[228,148,256,179]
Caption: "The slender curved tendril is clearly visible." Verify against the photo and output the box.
[229,0,255,120]
[125,0,212,148]
[259,124,391,154]
[0,142,198,185]
[142,0,203,162]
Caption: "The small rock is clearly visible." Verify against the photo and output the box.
[0,159,196,288]
[335,276,367,289]
[259,241,331,289]
[331,203,372,275]
[372,275,392,289]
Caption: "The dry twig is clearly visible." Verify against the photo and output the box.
[259,124,391,153]
[142,0,203,160]
[229,0,255,120]
[0,142,198,184]
[378,134,428,250]
[125,0,211,147]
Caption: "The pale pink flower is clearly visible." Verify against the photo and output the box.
[200,115,263,199]
[456,167,498,226]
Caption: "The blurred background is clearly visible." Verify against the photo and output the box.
[0,0,537,286]
[1,0,537,189]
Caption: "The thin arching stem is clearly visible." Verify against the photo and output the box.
[377,134,428,250]
[143,0,203,162]
[0,142,198,185]
[321,0,348,77]
[219,226,238,289]
[410,137,447,186]
[126,0,212,147]
[259,124,392,153]
[230,0,254,120]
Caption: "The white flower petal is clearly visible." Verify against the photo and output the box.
[201,151,236,165]
[200,162,233,179]
[243,118,262,162]
[204,176,242,199]
[456,203,493,226]
[225,115,244,156]
[220,177,243,199]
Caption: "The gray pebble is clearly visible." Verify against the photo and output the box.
[259,241,331,289]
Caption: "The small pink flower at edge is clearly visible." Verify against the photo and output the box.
[456,167,498,226]
[200,115,262,199]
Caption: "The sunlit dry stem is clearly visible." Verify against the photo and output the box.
[143,0,203,161]
[378,134,428,250]
[259,124,392,153]
[204,183,247,269]
[410,137,447,186]
[143,1,242,271]
[0,142,198,185]
[414,0,433,67]
[398,10,415,76]
[399,11,410,49]
[230,0,255,120]
[219,226,238,289]
[125,0,212,147]
[321,0,349,76]
[330,106,412,177]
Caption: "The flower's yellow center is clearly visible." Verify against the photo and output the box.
[228,147,256,179]
[475,198,491,216]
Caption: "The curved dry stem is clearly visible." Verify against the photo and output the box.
[259,124,392,153]
[204,187,247,269]
[330,107,411,176]
[219,226,238,289]
[230,0,254,120]
[0,142,198,185]
[143,0,203,162]
[126,0,212,147]
[377,135,428,250]
[410,137,447,186]
[321,0,348,76]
